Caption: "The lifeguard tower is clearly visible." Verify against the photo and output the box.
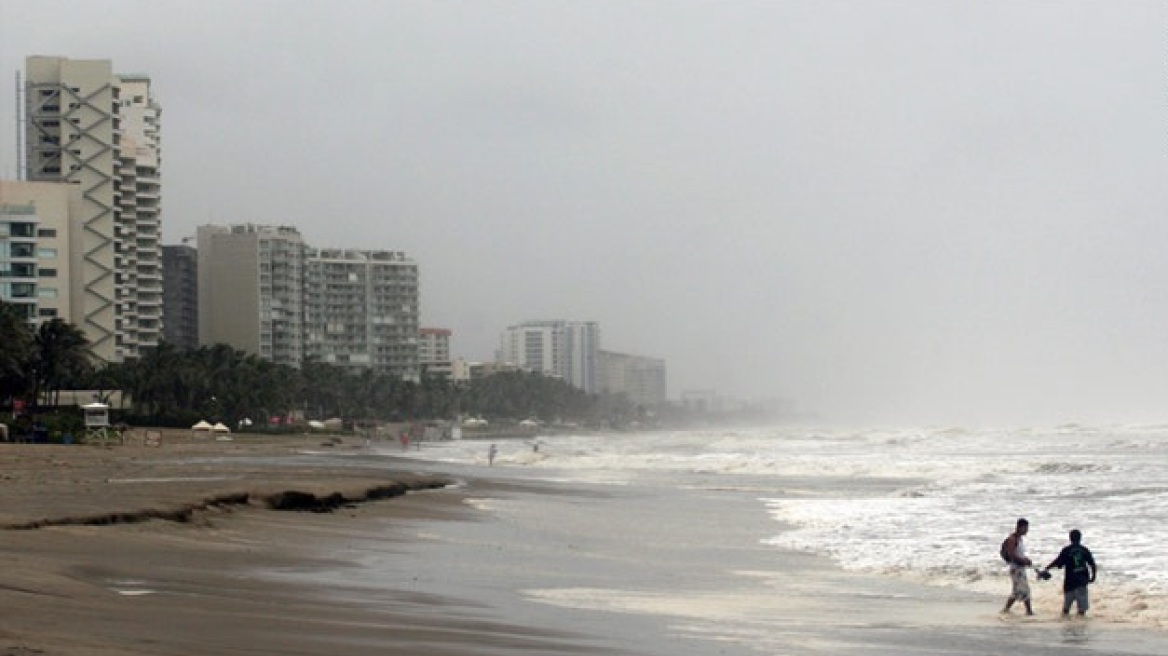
[82,403,110,445]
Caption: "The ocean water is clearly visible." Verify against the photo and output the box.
[285,424,1168,654]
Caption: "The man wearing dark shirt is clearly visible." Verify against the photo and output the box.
[1042,529,1097,616]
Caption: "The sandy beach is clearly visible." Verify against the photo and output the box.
[4,429,1167,656]
[0,430,589,656]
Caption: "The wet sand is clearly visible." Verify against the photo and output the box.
[0,431,587,656]
[3,431,1166,656]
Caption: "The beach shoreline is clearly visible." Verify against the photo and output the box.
[0,430,591,656]
[3,430,1166,655]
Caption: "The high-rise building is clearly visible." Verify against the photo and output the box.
[112,74,164,357]
[195,224,421,379]
[0,180,81,325]
[418,327,452,379]
[498,320,599,393]
[22,56,163,361]
[197,224,306,367]
[598,350,667,408]
[304,248,419,380]
[161,243,198,350]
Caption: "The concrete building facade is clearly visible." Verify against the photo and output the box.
[598,349,667,408]
[22,56,163,361]
[498,320,600,393]
[161,243,198,350]
[195,225,421,379]
[0,180,80,325]
[197,224,305,367]
[418,327,452,379]
[112,74,164,357]
[304,248,419,380]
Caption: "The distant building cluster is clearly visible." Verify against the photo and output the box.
[492,320,667,407]
[1,56,669,407]
[498,320,600,393]
[192,224,421,380]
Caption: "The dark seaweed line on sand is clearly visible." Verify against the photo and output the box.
[1,477,454,531]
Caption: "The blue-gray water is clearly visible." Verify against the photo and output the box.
[263,425,1168,655]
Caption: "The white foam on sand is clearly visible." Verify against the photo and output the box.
[463,497,499,512]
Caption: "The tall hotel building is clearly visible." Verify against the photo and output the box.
[160,243,198,350]
[597,350,667,408]
[196,225,420,380]
[304,248,420,381]
[197,224,306,367]
[498,320,599,394]
[22,56,163,361]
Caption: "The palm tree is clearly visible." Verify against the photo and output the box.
[31,318,92,408]
[0,301,34,406]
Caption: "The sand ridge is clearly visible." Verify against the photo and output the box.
[0,430,589,656]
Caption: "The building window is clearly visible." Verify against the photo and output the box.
[9,223,35,237]
[37,308,58,318]
[38,248,58,258]
[37,228,57,238]
[38,269,57,278]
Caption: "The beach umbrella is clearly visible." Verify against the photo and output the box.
[191,420,213,431]
[211,422,231,433]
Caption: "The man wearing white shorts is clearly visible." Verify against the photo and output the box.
[1002,518,1034,615]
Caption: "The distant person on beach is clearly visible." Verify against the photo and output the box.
[1001,518,1035,615]
[488,443,498,466]
[1041,529,1097,616]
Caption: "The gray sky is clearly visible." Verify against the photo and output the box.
[2,1,1166,426]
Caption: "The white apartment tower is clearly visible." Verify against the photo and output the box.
[498,320,599,394]
[418,327,452,379]
[0,181,80,324]
[22,56,163,361]
[304,248,420,380]
[197,224,305,367]
[597,350,667,408]
[113,74,164,357]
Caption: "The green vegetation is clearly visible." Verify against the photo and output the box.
[1,302,637,432]
[1,302,92,412]
[102,342,614,429]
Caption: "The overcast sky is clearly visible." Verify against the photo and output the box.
[2,1,1166,426]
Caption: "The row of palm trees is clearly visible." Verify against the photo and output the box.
[1,303,91,410]
[104,342,606,427]
[1,302,621,428]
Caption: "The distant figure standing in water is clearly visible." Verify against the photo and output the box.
[1001,518,1035,616]
[1041,529,1097,617]
[487,443,498,465]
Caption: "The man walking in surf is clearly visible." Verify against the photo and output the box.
[1001,518,1035,615]
[1041,529,1097,617]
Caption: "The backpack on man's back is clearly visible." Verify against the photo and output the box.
[1000,535,1016,563]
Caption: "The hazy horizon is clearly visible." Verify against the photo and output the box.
[2,1,1167,426]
